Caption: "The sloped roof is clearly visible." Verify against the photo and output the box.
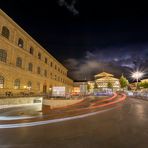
[141,79,148,82]
[96,76,119,81]
[95,72,114,78]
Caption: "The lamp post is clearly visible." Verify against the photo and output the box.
[132,71,144,90]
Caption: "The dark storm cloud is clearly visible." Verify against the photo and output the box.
[65,44,148,80]
[58,0,79,15]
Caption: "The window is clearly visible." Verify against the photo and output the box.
[50,62,53,67]
[14,79,20,89]
[2,26,10,39]
[18,38,24,48]
[27,81,32,89]
[45,58,47,64]
[16,57,22,68]
[44,70,47,77]
[28,63,33,72]
[55,65,57,70]
[29,47,34,55]
[50,73,52,79]
[0,49,7,62]
[37,67,40,74]
[0,76,4,88]
[38,52,41,59]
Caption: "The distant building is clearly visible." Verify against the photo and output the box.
[72,81,88,95]
[0,9,73,95]
[88,72,120,92]
[141,79,148,83]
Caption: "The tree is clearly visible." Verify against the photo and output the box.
[119,75,129,90]
[139,81,148,89]
[94,82,98,89]
[107,82,113,91]
[93,82,98,93]
[87,84,90,92]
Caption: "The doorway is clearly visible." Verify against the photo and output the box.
[43,85,47,93]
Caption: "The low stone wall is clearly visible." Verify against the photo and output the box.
[0,97,43,106]
[43,99,83,109]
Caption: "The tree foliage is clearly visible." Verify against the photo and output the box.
[119,75,129,88]
[94,82,98,89]
[139,82,148,88]
[107,82,113,89]
[87,84,90,91]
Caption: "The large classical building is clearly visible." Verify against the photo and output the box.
[88,72,120,92]
[0,9,73,95]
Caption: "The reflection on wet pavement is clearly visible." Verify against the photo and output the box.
[0,97,148,148]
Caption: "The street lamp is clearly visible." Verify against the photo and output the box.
[131,71,144,90]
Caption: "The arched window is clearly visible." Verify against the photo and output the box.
[14,79,20,89]
[0,49,7,62]
[44,70,47,77]
[37,67,40,74]
[28,63,33,72]
[29,47,34,55]
[18,38,24,48]
[50,62,53,67]
[16,57,22,68]
[45,58,47,64]
[2,26,10,39]
[0,76,4,88]
[27,81,32,90]
[38,52,41,59]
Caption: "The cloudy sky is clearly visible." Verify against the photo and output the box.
[65,44,148,80]
[1,0,148,80]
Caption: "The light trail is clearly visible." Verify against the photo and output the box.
[0,115,42,120]
[0,105,122,129]
[91,92,117,106]
[0,94,126,129]
[90,93,126,109]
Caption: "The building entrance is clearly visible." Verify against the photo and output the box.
[43,85,47,93]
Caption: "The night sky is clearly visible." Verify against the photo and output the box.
[1,0,148,81]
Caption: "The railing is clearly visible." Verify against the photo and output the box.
[126,91,148,100]
[0,91,47,99]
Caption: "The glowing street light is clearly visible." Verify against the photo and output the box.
[131,71,144,90]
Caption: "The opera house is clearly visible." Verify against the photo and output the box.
[88,72,120,92]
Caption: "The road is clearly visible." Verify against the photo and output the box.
[0,97,148,148]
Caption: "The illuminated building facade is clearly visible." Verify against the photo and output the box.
[88,72,120,92]
[72,81,88,95]
[141,79,148,83]
[0,9,73,95]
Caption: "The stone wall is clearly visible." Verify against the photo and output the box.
[0,97,43,105]
[43,99,83,109]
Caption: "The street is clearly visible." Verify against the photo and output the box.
[0,97,148,148]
